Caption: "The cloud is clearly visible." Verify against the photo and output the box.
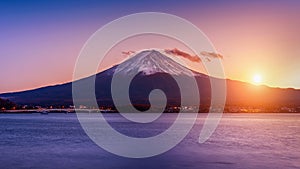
[122,50,135,56]
[205,57,211,62]
[200,51,223,59]
[164,48,201,63]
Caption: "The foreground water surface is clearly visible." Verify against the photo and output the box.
[0,113,299,169]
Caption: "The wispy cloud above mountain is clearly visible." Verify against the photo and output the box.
[164,48,201,63]
[164,48,224,63]
[200,51,223,59]
[122,50,135,56]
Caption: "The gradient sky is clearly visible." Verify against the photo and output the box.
[1,0,300,93]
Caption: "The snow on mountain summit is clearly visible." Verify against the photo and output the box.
[114,50,197,76]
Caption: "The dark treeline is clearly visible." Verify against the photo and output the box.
[0,98,17,110]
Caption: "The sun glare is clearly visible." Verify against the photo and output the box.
[253,74,262,84]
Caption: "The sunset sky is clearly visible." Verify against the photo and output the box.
[1,0,300,93]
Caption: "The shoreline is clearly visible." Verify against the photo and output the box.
[1,111,299,114]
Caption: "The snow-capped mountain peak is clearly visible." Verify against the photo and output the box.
[114,50,196,76]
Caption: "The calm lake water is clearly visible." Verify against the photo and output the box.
[0,113,299,169]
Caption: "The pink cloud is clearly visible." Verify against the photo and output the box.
[122,50,135,56]
[164,48,201,63]
[200,51,223,59]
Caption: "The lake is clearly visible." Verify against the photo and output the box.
[0,113,299,169]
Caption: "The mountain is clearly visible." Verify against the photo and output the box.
[1,50,300,111]
[112,50,198,76]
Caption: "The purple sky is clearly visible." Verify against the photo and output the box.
[1,0,300,93]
